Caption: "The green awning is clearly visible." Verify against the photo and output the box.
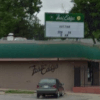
[0,43,100,60]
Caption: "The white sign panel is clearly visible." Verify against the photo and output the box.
[45,13,84,38]
[46,21,84,38]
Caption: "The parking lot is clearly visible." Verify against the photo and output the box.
[0,92,100,100]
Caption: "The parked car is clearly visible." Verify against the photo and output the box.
[36,78,64,98]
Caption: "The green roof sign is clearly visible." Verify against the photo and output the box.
[45,13,84,38]
[45,13,84,22]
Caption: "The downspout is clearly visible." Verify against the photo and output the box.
[84,66,85,87]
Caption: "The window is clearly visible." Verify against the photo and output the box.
[39,79,56,84]
[88,66,92,82]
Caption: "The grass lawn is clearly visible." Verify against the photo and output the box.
[5,90,34,94]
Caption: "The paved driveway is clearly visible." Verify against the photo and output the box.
[0,92,100,100]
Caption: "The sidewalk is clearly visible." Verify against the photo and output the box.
[0,88,9,92]
[66,91,100,96]
[0,88,7,94]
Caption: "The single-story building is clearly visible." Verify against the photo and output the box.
[0,40,100,93]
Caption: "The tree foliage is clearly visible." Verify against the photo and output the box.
[0,0,43,39]
[70,0,100,44]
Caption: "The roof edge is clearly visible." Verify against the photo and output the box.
[0,58,99,62]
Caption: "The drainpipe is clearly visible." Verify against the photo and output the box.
[84,66,85,87]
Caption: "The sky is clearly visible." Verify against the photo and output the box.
[37,0,74,25]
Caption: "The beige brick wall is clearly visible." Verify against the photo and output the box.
[80,66,85,87]
[0,61,88,91]
[80,63,88,87]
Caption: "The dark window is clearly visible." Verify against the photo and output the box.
[88,64,92,82]
[39,79,56,84]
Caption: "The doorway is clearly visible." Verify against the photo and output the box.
[88,62,99,86]
[92,62,99,86]
[74,67,80,87]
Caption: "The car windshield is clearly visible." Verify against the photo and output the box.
[39,79,56,84]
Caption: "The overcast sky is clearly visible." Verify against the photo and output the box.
[37,0,74,25]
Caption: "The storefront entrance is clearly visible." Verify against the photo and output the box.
[88,62,99,86]
[73,62,100,94]
[74,62,99,87]
[74,67,80,87]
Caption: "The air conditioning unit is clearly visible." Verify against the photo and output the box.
[7,33,14,41]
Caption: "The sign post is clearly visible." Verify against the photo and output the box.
[45,13,84,38]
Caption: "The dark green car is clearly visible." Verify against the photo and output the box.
[36,78,64,98]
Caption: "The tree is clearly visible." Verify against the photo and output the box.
[33,24,46,40]
[29,16,46,40]
[13,14,46,40]
[70,0,100,44]
[0,0,42,38]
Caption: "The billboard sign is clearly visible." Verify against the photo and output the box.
[45,13,84,38]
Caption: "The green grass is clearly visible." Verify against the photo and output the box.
[5,90,34,94]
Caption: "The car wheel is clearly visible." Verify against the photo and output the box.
[37,93,40,98]
[61,90,65,96]
[42,94,45,98]
[60,93,62,96]
[55,91,59,98]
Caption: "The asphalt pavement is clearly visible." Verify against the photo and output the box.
[0,92,100,100]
